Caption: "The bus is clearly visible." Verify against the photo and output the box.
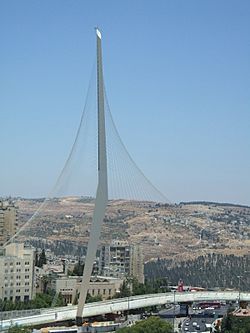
[196,301,221,309]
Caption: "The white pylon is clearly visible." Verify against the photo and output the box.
[76,28,108,324]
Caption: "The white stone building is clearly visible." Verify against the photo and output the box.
[0,243,35,302]
[51,276,123,304]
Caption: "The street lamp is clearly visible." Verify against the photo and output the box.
[127,294,129,321]
[237,275,243,306]
[173,290,176,333]
[1,286,3,330]
[127,279,132,321]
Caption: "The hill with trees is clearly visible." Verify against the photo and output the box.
[145,253,250,291]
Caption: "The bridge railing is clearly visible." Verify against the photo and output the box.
[0,308,41,321]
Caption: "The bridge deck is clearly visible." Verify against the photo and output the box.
[2,291,249,330]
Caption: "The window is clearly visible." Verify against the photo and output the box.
[16,262,21,266]
[92,290,95,296]
[16,282,21,286]
[25,275,29,279]
[103,289,106,295]
[98,289,100,295]
[25,289,29,292]
[25,268,29,272]
[16,289,20,293]
[25,282,29,286]
[25,262,29,265]
[109,289,112,295]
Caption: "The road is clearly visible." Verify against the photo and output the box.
[158,304,180,318]
[181,304,230,333]
[1,291,249,330]
[159,300,231,332]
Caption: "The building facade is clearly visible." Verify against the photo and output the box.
[0,200,18,247]
[99,240,144,283]
[51,276,123,304]
[0,243,35,302]
[130,244,144,284]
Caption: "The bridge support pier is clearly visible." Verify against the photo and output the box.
[239,301,248,309]
[180,302,191,317]
[76,316,83,326]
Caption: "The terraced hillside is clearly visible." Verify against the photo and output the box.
[16,197,250,262]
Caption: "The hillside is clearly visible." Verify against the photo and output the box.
[14,197,250,262]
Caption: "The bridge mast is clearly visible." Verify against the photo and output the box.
[76,28,108,325]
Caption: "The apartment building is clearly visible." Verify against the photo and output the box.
[0,200,18,247]
[99,240,144,283]
[0,243,35,302]
[130,244,144,284]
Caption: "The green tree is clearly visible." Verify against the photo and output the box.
[86,293,102,303]
[116,280,131,298]
[37,249,47,268]
[221,314,250,333]
[54,292,65,307]
[41,274,51,293]
[0,292,65,312]
[8,326,32,333]
[34,248,39,267]
[68,259,84,276]
[32,292,53,308]
[131,277,147,296]
[117,316,172,333]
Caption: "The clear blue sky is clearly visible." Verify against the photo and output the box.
[0,0,249,205]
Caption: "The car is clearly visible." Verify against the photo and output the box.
[196,325,200,330]
[184,328,189,331]
[185,322,190,326]
[192,322,198,327]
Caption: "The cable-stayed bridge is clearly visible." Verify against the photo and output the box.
[3,29,249,330]
[4,28,170,325]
